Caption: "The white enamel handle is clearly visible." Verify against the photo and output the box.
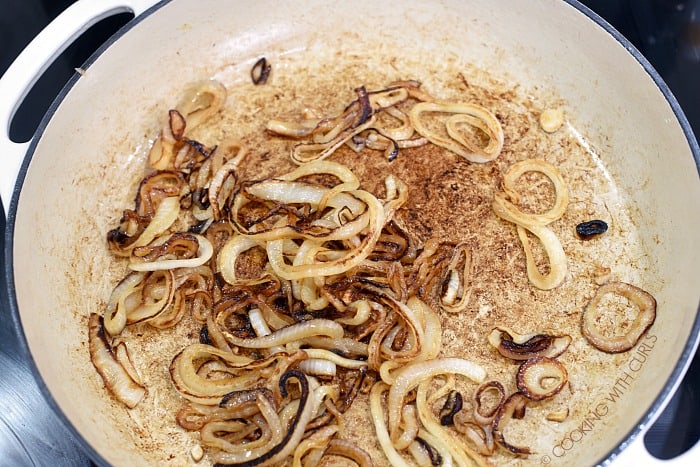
[613,430,700,466]
[0,0,160,217]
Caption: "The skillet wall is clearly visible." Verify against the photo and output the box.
[9,0,700,465]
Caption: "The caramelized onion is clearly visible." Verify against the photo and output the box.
[582,281,657,353]
[88,313,145,408]
[492,159,569,290]
[409,101,504,163]
[516,357,568,401]
[487,326,571,360]
[251,57,272,85]
[325,439,373,467]
[387,358,486,441]
[492,392,531,456]
[473,380,506,426]
[129,233,214,271]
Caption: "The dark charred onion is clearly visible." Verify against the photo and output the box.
[576,219,608,239]
[516,357,568,401]
[88,313,145,408]
[582,281,657,353]
[415,437,442,466]
[439,390,463,426]
[250,57,271,85]
[488,326,571,360]
[492,392,531,456]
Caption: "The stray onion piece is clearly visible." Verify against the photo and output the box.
[576,219,609,239]
[582,281,657,353]
[516,357,568,401]
[488,326,571,360]
[88,313,145,408]
[492,159,569,289]
[251,57,272,85]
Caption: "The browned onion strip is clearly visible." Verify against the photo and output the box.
[176,79,226,131]
[492,159,570,290]
[107,196,181,257]
[207,145,246,221]
[103,271,146,336]
[292,425,338,466]
[487,326,572,360]
[516,357,568,401]
[582,281,657,353]
[169,344,302,405]
[113,341,143,386]
[219,319,344,349]
[201,393,282,458]
[324,439,373,467]
[129,233,214,271]
[88,313,146,409]
[440,242,473,313]
[492,392,531,456]
[369,382,410,467]
[409,101,504,163]
[265,191,385,280]
[493,159,569,227]
[415,380,487,467]
[473,380,506,426]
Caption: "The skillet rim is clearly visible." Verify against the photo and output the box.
[3,0,699,465]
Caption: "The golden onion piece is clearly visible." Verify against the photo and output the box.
[410,101,504,163]
[492,159,570,290]
[582,281,657,353]
[516,357,568,401]
[492,392,531,456]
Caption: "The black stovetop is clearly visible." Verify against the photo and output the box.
[1,0,699,465]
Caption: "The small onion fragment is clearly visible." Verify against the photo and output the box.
[576,219,609,239]
[251,57,272,85]
[516,357,568,401]
[582,281,657,353]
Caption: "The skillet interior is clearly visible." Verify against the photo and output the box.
[7,0,700,465]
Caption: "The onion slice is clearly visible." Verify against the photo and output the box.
[387,357,486,441]
[488,326,571,360]
[516,357,568,401]
[88,313,146,408]
[492,392,531,456]
[582,281,657,353]
[409,101,504,163]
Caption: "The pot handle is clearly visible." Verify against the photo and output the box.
[0,0,160,217]
[613,428,699,466]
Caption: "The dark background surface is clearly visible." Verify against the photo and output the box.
[1,0,699,464]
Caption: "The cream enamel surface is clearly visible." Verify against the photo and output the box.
[9,0,700,465]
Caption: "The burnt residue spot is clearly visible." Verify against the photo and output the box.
[576,219,608,239]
